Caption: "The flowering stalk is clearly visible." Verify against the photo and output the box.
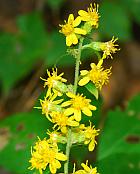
[64,38,83,174]
[28,3,119,174]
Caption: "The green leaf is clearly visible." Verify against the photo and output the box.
[0,110,52,173]
[0,12,48,94]
[98,153,140,174]
[98,94,140,161]
[99,1,132,41]
[85,82,99,100]
[118,0,140,24]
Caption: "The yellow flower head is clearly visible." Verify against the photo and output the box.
[38,93,63,120]
[79,59,112,90]
[29,138,67,174]
[73,161,99,174]
[50,111,79,133]
[59,14,87,46]
[61,92,96,121]
[100,37,120,59]
[41,68,67,97]
[80,122,99,151]
[78,3,99,28]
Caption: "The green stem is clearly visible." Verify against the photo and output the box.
[64,38,83,174]
[74,38,84,94]
[64,128,72,174]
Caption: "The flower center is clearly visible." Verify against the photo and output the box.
[72,96,88,109]
[61,23,74,36]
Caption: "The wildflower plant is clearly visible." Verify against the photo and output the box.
[29,3,119,174]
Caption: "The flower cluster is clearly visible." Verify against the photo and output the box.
[29,3,119,174]
[29,138,67,174]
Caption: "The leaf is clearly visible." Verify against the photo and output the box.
[85,82,99,100]
[118,0,140,24]
[0,110,52,174]
[97,94,140,161]
[99,1,132,41]
[0,12,48,94]
[98,153,140,174]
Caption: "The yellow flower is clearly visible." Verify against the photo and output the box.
[78,3,99,28]
[29,138,67,174]
[59,14,87,46]
[73,161,99,174]
[41,68,67,97]
[61,92,96,121]
[100,37,120,59]
[79,59,112,90]
[37,93,63,120]
[50,111,79,133]
[80,123,99,151]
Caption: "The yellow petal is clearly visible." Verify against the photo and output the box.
[78,10,88,17]
[74,110,81,121]
[53,159,61,169]
[89,139,95,151]
[82,107,92,116]
[68,119,79,127]
[70,33,78,45]
[80,70,89,76]
[61,101,71,107]
[56,153,67,161]
[73,16,81,27]
[66,35,72,46]
[49,163,57,174]
[64,108,74,116]
[89,105,96,110]
[68,14,74,23]
[78,76,90,86]
[74,28,87,35]
[81,163,90,172]
[66,92,75,98]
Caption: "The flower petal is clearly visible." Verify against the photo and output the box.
[68,14,74,23]
[64,108,74,116]
[82,107,92,116]
[74,110,81,121]
[78,10,88,17]
[66,92,75,98]
[78,76,90,86]
[74,28,87,35]
[66,35,72,46]
[56,153,67,161]
[89,105,96,110]
[70,33,78,45]
[61,101,71,107]
[80,70,89,76]
[49,163,57,174]
[73,16,81,27]
[81,163,90,172]
[89,139,96,151]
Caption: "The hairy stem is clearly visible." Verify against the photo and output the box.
[64,38,83,174]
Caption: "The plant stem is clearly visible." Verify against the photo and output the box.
[64,128,72,174]
[64,38,83,174]
[74,38,84,94]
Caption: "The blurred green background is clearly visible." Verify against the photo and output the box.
[0,0,140,174]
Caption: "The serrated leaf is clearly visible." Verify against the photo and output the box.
[84,82,99,100]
